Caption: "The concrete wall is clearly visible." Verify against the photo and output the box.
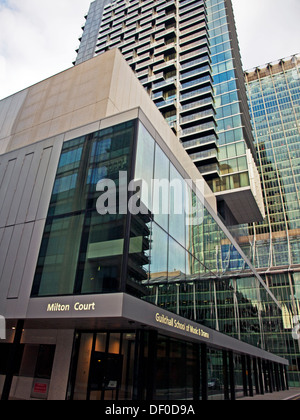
[8,329,74,400]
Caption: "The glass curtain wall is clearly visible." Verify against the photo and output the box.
[31,118,283,351]
[129,122,283,351]
[246,62,300,268]
[205,0,250,193]
[245,59,300,385]
[32,120,136,297]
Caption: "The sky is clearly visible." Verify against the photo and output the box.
[0,0,299,100]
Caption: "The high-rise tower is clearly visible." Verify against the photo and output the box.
[75,0,265,225]
[245,55,300,386]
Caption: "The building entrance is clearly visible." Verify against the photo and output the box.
[69,331,136,400]
[67,329,289,401]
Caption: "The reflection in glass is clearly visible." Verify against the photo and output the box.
[207,348,225,400]
[32,121,135,297]
[127,213,151,298]
[168,237,186,279]
[32,214,84,296]
[153,144,170,231]
[154,335,198,400]
[71,332,136,401]
[169,164,185,247]
[79,212,125,294]
[149,223,169,278]
[135,123,155,212]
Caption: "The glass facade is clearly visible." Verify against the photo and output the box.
[245,59,300,267]
[67,329,288,400]
[205,0,254,194]
[32,120,136,297]
[244,57,300,385]
[32,118,283,355]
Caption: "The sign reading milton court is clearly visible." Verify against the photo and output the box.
[47,302,96,312]
[155,313,210,340]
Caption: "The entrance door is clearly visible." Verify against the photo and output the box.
[89,352,123,399]
[69,332,136,400]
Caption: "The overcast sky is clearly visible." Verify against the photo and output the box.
[0,0,299,100]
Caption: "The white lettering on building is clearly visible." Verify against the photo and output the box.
[46,302,96,313]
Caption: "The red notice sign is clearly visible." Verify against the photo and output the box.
[33,383,48,394]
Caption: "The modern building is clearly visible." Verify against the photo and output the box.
[244,55,300,386]
[75,0,265,226]
[0,50,288,400]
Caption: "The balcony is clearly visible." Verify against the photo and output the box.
[179,7,205,23]
[148,72,165,83]
[155,26,177,40]
[180,97,214,114]
[154,42,177,56]
[135,55,164,71]
[188,148,218,163]
[156,11,176,26]
[180,121,216,138]
[180,85,213,103]
[157,0,175,12]
[180,47,209,64]
[152,76,177,92]
[180,39,209,55]
[179,30,207,47]
[180,75,212,92]
[179,15,206,30]
[180,55,211,71]
[180,109,215,126]
[155,98,177,111]
[180,21,206,37]
[197,162,220,178]
[151,91,164,101]
[153,58,177,73]
[183,135,218,151]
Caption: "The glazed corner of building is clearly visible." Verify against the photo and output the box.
[0,49,289,400]
[0,47,219,324]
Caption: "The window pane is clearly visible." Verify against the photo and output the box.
[153,144,170,231]
[149,223,169,279]
[168,237,186,280]
[169,164,185,247]
[79,212,124,294]
[135,123,155,212]
[32,214,84,296]
[32,121,136,297]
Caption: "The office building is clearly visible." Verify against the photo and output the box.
[244,55,300,386]
[75,0,265,226]
[0,50,288,400]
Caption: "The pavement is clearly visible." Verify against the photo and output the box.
[239,388,300,400]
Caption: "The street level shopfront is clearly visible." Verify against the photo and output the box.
[0,293,289,400]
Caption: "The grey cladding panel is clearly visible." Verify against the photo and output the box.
[36,140,64,221]
[26,146,53,223]
[0,137,63,228]
[0,159,16,225]
[8,222,34,299]
[13,220,46,317]
[7,153,33,226]
[15,144,45,225]
[0,226,13,280]
[0,136,63,305]
[1,224,24,294]
[0,155,24,227]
